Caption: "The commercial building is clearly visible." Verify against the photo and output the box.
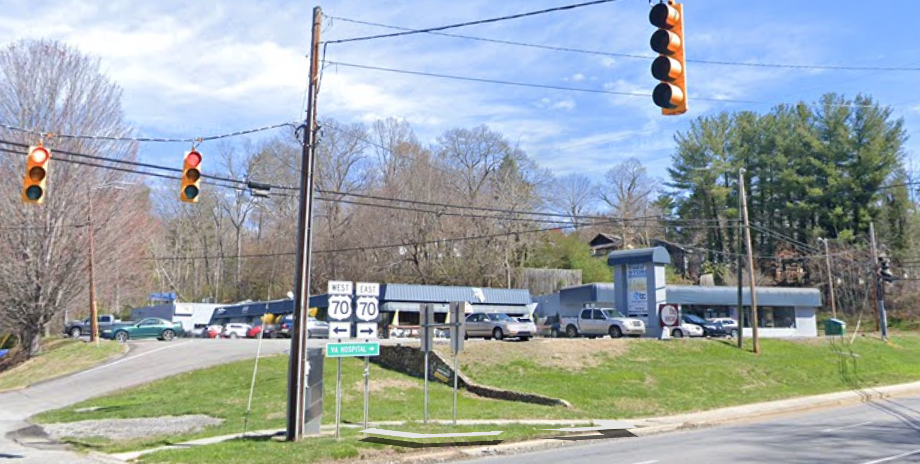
[535,283,821,338]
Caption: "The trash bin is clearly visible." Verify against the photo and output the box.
[825,318,846,336]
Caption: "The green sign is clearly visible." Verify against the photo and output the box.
[326,342,380,358]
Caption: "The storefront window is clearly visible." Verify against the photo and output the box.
[743,307,796,328]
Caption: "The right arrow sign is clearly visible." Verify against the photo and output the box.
[356,322,378,340]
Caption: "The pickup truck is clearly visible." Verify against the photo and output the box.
[63,314,120,338]
[561,308,646,338]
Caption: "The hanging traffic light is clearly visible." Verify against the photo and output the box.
[21,144,51,204]
[650,1,688,115]
[180,150,202,203]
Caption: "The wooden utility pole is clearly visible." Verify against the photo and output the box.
[739,168,760,354]
[287,5,322,442]
[88,189,98,345]
[868,223,888,341]
[821,238,837,319]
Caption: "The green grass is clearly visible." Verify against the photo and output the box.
[453,335,920,418]
[33,334,920,462]
[138,424,563,464]
[0,338,125,392]
[34,354,574,454]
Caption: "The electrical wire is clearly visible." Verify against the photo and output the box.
[0,121,296,144]
[324,61,759,104]
[324,0,625,45]
[329,16,920,72]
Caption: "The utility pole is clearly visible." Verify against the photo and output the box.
[736,177,743,350]
[286,5,322,442]
[739,168,760,354]
[868,222,888,341]
[88,188,98,345]
[820,238,837,319]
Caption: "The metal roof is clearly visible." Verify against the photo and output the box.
[381,284,531,305]
[212,295,329,320]
[559,283,616,304]
[607,247,671,266]
[666,285,822,308]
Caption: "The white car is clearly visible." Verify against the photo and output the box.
[669,323,704,338]
[709,318,740,338]
[221,323,251,339]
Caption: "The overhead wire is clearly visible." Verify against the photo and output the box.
[0,121,296,144]
[324,0,625,45]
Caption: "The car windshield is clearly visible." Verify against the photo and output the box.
[492,314,515,321]
[685,315,707,324]
[602,309,626,319]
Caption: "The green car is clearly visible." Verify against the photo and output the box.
[101,318,184,342]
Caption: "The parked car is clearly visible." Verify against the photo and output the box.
[246,325,263,338]
[668,322,704,338]
[206,325,223,338]
[222,323,252,339]
[561,308,646,338]
[512,316,538,337]
[277,315,330,338]
[63,314,121,338]
[465,313,533,341]
[101,318,184,342]
[709,317,739,338]
[681,314,727,337]
[189,324,209,338]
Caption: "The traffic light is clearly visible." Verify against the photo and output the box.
[649,1,688,115]
[180,150,202,203]
[879,257,895,283]
[21,144,51,204]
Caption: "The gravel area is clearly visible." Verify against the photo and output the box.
[43,415,223,441]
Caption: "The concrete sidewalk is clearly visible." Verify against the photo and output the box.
[108,379,920,462]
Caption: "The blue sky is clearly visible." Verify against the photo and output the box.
[2,0,920,182]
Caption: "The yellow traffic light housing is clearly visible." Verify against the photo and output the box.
[180,150,202,203]
[22,144,51,204]
[650,1,688,115]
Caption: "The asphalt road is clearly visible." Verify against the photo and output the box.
[466,395,920,464]
[0,337,320,463]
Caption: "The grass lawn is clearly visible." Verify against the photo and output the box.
[445,334,920,418]
[33,333,920,462]
[0,338,125,392]
[138,424,565,464]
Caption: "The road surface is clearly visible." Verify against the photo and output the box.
[466,394,920,464]
[0,338,321,463]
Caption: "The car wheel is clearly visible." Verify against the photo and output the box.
[161,329,175,341]
[672,329,684,338]
[609,326,623,339]
[493,328,504,341]
[550,328,560,338]
[230,333,238,339]
[731,329,739,338]
[566,325,578,338]
[115,331,129,342]
[69,327,82,338]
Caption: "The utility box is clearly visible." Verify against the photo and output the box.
[824,318,846,336]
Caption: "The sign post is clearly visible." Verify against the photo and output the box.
[327,281,353,439]
[355,282,380,430]
[449,302,467,424]
[420,303,435,424]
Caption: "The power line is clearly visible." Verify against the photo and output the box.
[324,0,625,45]
[0,121,296,143]
[330,16,920,72]
[324,61,759,104]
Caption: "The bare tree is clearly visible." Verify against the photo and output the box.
[547,173,597,227]
[0,40,145,357]
[599,158,659,248]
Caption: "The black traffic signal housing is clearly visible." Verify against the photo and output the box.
[649,1,688,115]
[22,144,51,204]
[879,257,895,283]
[180,150,202,203]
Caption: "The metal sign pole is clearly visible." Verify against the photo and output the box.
[452,349,459,425]
[423,350,429,424]
[335,357,342,439]
[363,356,370,429]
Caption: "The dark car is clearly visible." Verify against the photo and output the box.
[681,314,727,337]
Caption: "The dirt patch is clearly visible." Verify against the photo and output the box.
[441,338,632,372]
[353,378,419,393]
[43,415,222,441]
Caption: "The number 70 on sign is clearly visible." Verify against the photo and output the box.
[356,297,379,322]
